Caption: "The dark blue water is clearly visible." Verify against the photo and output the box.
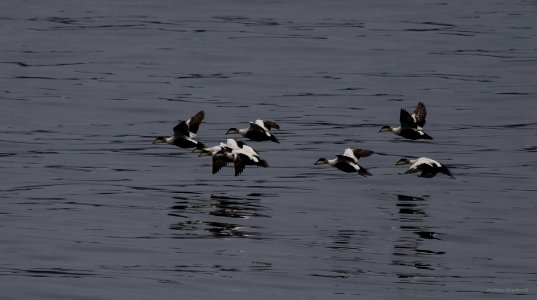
[1,0,536,299]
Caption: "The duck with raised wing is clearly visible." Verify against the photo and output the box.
[315,148,372,177]
[226,119,280,143]
[379,102,432,140]
[153,110,206,149]
[395,157,453,178]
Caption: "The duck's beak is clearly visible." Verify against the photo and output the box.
[379,126,390,133]
[395,159,407,166]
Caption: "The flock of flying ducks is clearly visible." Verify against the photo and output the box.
[153,102,453,178]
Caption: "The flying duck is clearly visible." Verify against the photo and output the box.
[379,102,432,140]
[314,148,372,176]
[202,139,268,176]
[153,110,205,149]
[395,157,453,178]
[226,119,280,143]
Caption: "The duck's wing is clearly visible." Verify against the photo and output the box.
[404,162,425,174]
[226,138,240,150]
[233,154,247,176]
[186,110,205,134]
[340,156,371,176]
[212,155,229,175]
[351,148,374,159]
[400,109,418,129]
[404,162,435,177]
[249,122,278,142]
[173,121,190,137]
[342,148,356,160]
[440,165,454,178]
[240,143,259,156]
[357,164,372,177]
[235,140,256,153]
[248,122,268,133]
[255,119,280,130]
[333,155,360,173]
[416,157,439,168]
[411,102,427,129]
[256,159,269,168]
[418,165,439,178]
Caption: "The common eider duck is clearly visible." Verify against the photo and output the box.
[314,148,372,176]
[226,119,279,143]
[379,102,432,140]
[395,157,453,178]
[153,110,205,149]
[203,139,268,176]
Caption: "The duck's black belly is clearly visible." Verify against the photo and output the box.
[335,162,357,173]
[400,129,432,140]
[245,130,271,142]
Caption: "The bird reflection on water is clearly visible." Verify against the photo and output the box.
[209,194,270,219]
[168,192,270,239]
[393,194,446,277]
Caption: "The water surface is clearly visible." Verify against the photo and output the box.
[1,0,536,299]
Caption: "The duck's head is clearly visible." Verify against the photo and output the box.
[395,158,412,166]
[198,148,212,157]
[192,144,207,154]
[314,158,328,165]
[226,128,240,135]
[152,136,167,144]
[195,142,206,151]
[379,126,392,133]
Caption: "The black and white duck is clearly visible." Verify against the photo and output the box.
[152,110,205,149]
[314,148,372,176]
[395,157,453,178]
[379,102,432,140]
[226,119,279,143]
